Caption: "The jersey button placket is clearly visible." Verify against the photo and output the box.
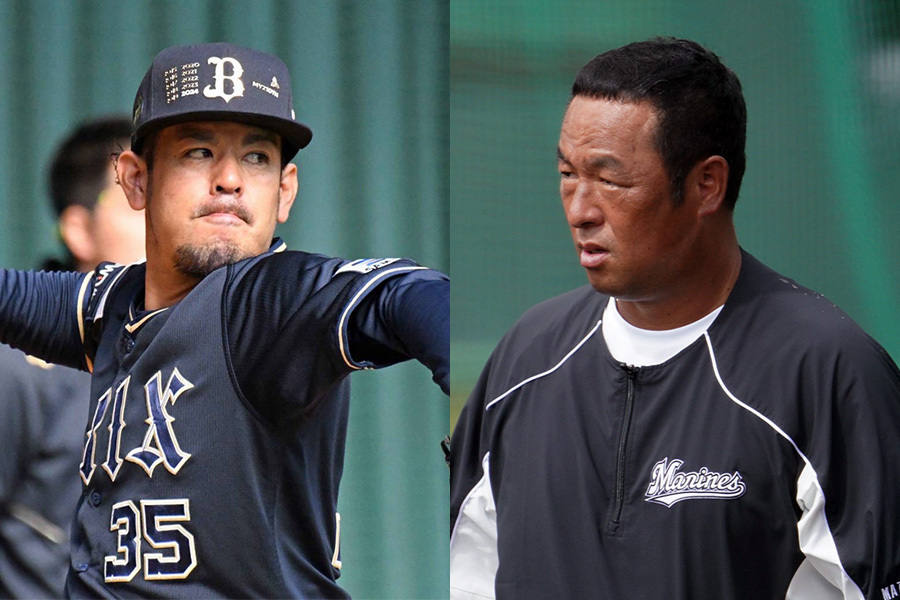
[89,491,102,506]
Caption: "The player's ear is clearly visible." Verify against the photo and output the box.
[59,205,97,268]
[277,162,298,223]
[691,155,729,217]
[116,150,149,211]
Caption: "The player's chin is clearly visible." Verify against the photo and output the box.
[584,270,625,297]
[173,240,250,278]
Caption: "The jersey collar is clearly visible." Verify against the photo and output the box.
[125,239,286,334]
[269,237,287,253]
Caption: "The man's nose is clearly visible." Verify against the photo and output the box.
[213,154,243,195]
[565,183,603,229]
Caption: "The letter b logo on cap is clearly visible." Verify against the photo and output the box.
[203,56,244,103]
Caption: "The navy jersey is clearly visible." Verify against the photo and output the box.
[0,345,90,598]
[450,251,900,600]
[0,240,448,598]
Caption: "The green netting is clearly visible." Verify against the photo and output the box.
[450,0,900,428]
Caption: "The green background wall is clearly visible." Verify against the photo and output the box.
[0,1,448,598]
[450,0,900,428]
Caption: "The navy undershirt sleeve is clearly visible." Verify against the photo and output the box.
[0,269,89,369]
[348,276,449,394]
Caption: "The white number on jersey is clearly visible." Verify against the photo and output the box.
[104,499,197,582]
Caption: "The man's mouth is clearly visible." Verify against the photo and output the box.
[195,201,252,225]
[579,243,609,268]
[200,212,245,226]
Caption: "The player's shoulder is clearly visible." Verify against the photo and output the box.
[711,252,900,438]
[224,246,438,318]
[717,251,875,347]
[712,251,896,387]
[230,245,430,288]
[83,261,145,320]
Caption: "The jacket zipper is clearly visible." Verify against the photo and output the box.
[611,365,638,527]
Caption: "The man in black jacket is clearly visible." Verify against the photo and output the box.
[450,37,900,600]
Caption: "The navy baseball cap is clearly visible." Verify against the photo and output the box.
[131,42,313,161]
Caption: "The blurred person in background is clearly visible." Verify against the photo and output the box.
[0,116,144,598]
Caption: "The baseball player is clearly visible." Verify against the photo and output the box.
[0,43,447,598]
[0,116,144,598]
[450,38,900,599]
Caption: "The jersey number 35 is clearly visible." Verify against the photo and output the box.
[105,498,197,582]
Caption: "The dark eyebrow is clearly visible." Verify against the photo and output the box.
[556,147,625,171]
[175,126,215,143]
[242,130,280,148]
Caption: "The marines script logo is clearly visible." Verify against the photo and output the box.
[645,458,746,507]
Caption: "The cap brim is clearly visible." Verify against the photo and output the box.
[132,110,312,162]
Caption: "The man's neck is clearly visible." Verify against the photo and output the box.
[143,265,201,311]
[616,239,742,331]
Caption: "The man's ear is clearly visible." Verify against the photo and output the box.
[691,155,730,217]
[277,162,299,223]
[59,205,96,267]
[116,150,149,211]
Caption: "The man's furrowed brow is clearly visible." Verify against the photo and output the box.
[557,147,626,172]
[588,155,625,171]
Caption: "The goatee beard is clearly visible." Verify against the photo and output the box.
[173,240,248,278]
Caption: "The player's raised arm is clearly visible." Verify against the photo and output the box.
[0,268,91,370]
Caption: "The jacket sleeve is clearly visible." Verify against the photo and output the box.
[794,334,900,600]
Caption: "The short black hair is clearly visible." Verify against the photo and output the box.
[48,116,132,216]
[571,37,747,209]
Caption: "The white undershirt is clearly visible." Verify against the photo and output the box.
[602,297,724,367]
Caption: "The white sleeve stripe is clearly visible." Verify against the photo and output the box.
[336,266,427,370]
[76,270,93,347]
[484,319,602,411]
[76,271,94,372]
[94,265,132,321]
[703,333,805,454]
[703,332,864,600]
